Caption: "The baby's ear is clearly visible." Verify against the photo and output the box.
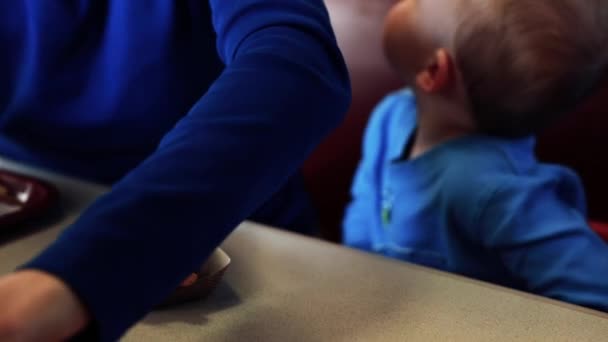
[415,49,454,94]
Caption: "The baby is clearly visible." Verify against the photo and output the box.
[344,0,608,311]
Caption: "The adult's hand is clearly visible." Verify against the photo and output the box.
[0,270,90,342]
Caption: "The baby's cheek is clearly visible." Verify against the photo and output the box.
[382,2,422,80]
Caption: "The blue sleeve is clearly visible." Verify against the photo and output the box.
[22,1,351,340]
[343,94,397,248]
[477,175,608,312]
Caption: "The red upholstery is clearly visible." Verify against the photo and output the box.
[590,221,608,242]
[536,80,608,222]
[304,0,608,242]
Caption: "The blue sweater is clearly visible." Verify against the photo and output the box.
[344,90,608,312]
[1,1,350,340]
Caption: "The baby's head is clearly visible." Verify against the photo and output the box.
[384,0,608,137]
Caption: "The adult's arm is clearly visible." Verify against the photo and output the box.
[20,0,350,340]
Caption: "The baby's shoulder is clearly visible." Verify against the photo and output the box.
[366,89,417,131]
[438,137,537,201]
[373,88,416,114]
[440,137,585,213]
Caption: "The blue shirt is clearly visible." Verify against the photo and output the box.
[344,90,608,312]
[2,1,350,340]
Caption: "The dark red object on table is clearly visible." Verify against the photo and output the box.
[0,169,58,229]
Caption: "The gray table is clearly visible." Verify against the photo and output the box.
[1,159,607,341]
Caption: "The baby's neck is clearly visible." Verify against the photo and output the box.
[409,95,475,159]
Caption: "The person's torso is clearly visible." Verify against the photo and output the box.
[345,90,586,289]
[0,0,223,183]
